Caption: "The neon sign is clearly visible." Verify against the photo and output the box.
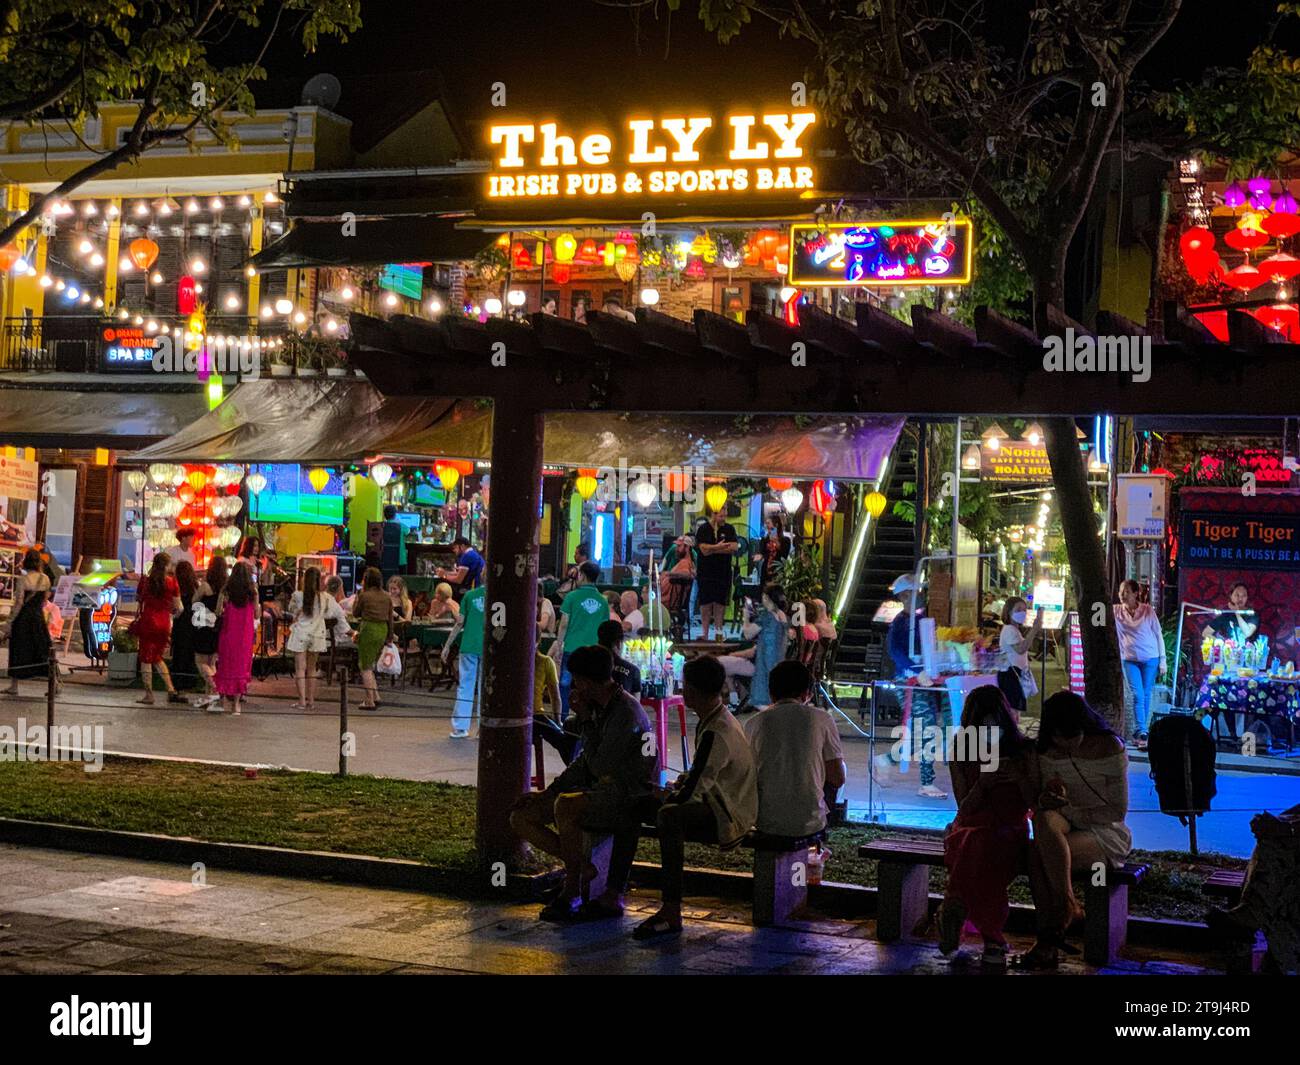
[788,219,973,287]
[485,110,817,200]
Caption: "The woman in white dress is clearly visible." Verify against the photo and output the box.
[285,566,346,709]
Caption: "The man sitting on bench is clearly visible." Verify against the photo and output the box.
[633,656,757,941]
[743,660,846,840]
[509,645,656,922]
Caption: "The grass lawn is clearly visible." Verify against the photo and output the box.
[0,757,1243,921]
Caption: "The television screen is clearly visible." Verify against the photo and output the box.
[248,464,344,525]
[413,482,446,507]
[394,511,421,533]
[379,263,424,300]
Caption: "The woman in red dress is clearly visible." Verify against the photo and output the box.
[135,552,184,705]
[937,685,1036,967]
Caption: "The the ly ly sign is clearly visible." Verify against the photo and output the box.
[486,110,817,200]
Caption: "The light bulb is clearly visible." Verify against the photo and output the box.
[90,252,104,267]
[507,289,526,307]
[82,202,97,216]
[325,318,338,332]
[209,196,224,210]
[119,256,132,271]
[384,292,398,307]
[78,239,93,255]
[484,297,503,315]
[225,293,240,310]
[274,298,293,315]
[427,298,442,315]
[260,304,273,318]
[190,258,206,273]
[151,271,163,284]
[185,198,200,214]
[38,275,52,288]
[105,203,119,217]
[293,310,306,324]
[340,286,353,300]
[133,203,149,216]
[640,287,660,306]
[245,266,257,278]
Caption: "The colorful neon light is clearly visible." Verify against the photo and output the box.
[789,219,973,287]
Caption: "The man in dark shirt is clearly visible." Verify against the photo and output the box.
[695,509,739,640]
[556,542,591,596]
[509,645,655,921]
[597,619,642,696]
[1202,581,1259,644]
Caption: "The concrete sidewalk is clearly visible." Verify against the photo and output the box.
[0,844,1215,975]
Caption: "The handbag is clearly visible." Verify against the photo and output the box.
[1016,664,1039,698]
[376,641,403,676]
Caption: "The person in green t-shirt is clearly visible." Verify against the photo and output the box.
[442,585,486,738]
[550,561,610,720]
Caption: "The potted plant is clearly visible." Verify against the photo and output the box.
[317,338,349,377]
[268,342,294,378]
[107,628,139,685]
[293,335,319,377]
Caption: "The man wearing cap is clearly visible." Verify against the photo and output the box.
[885,573,948,800]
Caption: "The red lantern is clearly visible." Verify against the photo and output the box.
[225,482,240,495]
[809,479,833,515]
[577,239,599,263]
[1225,263,1265,291]
[178,505,194,527]
[0,243,20,272]
[177,275,197,315]
[177,483,196,505]
[1253,303,1299,340]
[1179,227,1214,256]
[1262,212,1300,239]
[451,459,475,476]
[511,242,531,269]
[552,264,571,285]
[1259,252,1300,282]
[128,237,159,271]
[1224,227,1268,252]
[1183,247,1222,285]
[767,477,793,492]
[664,470,690,495]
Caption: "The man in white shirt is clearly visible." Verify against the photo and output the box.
[169,528,198,572]
[633,654,757,940]
[744,660,846,838]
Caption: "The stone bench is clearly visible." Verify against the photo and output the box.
[859,837,1148,965]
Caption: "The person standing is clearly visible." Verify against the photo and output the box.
[169,528,198,572]
[134,553,184,706]
[634,655,758,940]
[286,565,346,710]
[997,596,1043,718]
[352,567,394,712]
[191,556,226,709]
[885,574,947,799]
[169,561,200,694]
[1115,579,1167,747]
[4,548,56,697]
[214,562,258,716]
[695,507,739,640]
[557,543,590,596]
[550,561,609,720]
[745,586,790,707]
[752,514,791,587]
[442,583,485,738]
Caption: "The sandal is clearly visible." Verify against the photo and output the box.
[632,912,682,941]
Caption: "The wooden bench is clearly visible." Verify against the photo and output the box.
[582,823,824,927]
[860,837,1149,965]
[1202,869,1268,973]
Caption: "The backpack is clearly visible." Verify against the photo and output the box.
[1147,713,1217,814]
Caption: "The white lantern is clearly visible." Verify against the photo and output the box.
[126,470,147,493]
[211,467,230,489]
[370,462,393,488]
[781,487,804,513]
[148,463,170,485]
[169,466,185,487]
[148,496,167,518]
[245,472,268,495]
[222,464,243,485]
[224,495,243,516]
[224,526,243,549]
[631,479,658,507]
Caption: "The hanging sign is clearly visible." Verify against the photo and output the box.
[1068,612,1085,695]
[0,455,39,500]
[1116,473,1168,540]
[485,109,817,200]
[789,219,973,287]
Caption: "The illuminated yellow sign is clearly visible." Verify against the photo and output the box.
[485,110,818,200]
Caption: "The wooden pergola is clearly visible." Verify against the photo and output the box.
[348,300,1300,864]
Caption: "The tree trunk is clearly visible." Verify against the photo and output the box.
[1042,416,1124,731]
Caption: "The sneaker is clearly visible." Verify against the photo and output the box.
[449,730,471,739]
[205,702,226,714]
[980,942,1008,968]
[917,784,949,799]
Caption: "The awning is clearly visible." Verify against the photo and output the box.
[128,379,456,464]
[381,402,905,482]
[0,385,208,449]
[248,216,495,269]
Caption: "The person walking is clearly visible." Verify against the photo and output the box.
[353,567,394,712]
[191,556,226,709]
[169,560,200,695]
[1115,579,1166,747]
[442,583,485,738]
[134,552,184,706]
[997,596,1043,718]
[550,560,609,720]
[214,562,258,716]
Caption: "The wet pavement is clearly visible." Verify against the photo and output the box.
[0,844,1218,975]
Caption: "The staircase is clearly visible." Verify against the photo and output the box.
[833,433,920,679]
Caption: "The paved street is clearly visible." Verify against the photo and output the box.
[0,844,1216,975]
[2,667,1297,858]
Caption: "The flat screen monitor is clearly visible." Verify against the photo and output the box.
[413,482,446,507]
[379,263,424,300]
[248,464,344,525]
[394,511,421,533]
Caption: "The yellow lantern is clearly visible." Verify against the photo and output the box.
[864,491,887,519]
[436,462,460,491]
[186,468,207,492]
[575,474,598,500]
[555,233,577,263]
[614,260,637,283]
[704,484,728,512]
[307,467,330,493]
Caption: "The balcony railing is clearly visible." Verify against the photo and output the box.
[1,315,290,376]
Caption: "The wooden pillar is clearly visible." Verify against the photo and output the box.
[476,393,543,867]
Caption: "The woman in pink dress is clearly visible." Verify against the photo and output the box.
[214,562,257,715]
[937,685,1036,967]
